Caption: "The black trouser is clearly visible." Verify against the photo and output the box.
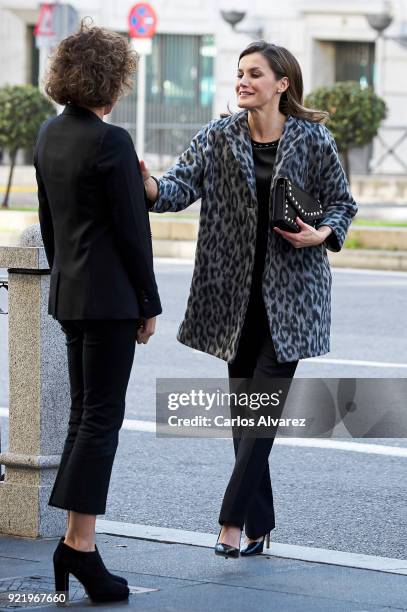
[48,319,138,515]
[218,297,299,539]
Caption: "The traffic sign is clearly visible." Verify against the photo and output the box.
[34,3,55,38]
[34,3,79,49]
[128,3,157,39]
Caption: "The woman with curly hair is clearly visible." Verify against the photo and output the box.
[34,21,161,602]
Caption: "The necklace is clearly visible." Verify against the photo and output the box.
[251,138,280,149]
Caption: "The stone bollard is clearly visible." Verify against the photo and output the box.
[0,224,69,537]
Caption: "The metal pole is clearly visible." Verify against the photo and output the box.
[38,45,48,92]
[136,51,146,158]
[375,32,385,98]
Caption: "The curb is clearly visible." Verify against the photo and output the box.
[151,243,407,272]
[328,248,407,271]
[2,212,407,271]
[0,211,38,233]
[95,519,407,576]
[152,238,196,259]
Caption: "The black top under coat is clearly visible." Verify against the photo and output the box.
[249,138,279,307]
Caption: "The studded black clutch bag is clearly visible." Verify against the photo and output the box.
[271,177,325,233]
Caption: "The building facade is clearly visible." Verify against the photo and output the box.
[0,0,406,173]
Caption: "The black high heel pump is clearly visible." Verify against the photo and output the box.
[240,531,271,556]
[53,538,129,603]
[214,526,242,559]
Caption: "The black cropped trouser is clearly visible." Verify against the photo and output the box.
[48,319,138,515]
[218,298,299,539]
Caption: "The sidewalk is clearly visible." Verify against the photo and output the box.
[3,165,407,205]
[1,528,406,611]
[2,209,407,271]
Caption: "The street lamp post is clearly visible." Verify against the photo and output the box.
[366,12,393,35]
[366,8,393,98]
[220,10,263,39]
[365,2,407,93]
[365,2,407,173]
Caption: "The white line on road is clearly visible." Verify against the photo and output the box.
[1,407,406,457]
[95,519,407,576]
[122,418,156,433]
[274,437,407,457]
[306,357,407,369]
[329,267,407,277]
[192,350,407,368]
[155,257,194,265]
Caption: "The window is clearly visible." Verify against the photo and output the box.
[334,41,375,87]
[111,33,216,157]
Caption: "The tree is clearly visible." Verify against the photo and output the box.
[0,85,56,208]
[305,81,387,180]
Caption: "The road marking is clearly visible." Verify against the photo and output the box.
[330,267,407,277]
[192,350,407,368]
[155,257,194,265]
[306,357,407,369]
[1,407,406,457]
[95,519,407,576]
[274,438,407,457]
[122,418,156,433]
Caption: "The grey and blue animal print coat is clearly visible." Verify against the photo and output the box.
[149,109,358,363]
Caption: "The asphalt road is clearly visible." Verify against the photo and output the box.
[1,262,406,560]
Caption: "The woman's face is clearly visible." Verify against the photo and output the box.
[235,52,287,110]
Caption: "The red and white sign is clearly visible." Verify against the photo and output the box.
[34,3,55,37]
[128,3,157,39]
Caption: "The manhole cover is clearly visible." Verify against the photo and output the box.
[0,575,86,609]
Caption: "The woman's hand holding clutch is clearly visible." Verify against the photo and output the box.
[273,217,332,248]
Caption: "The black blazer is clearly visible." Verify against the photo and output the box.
[34,104,161,320]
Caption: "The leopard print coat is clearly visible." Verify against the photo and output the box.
[150,110,358,363]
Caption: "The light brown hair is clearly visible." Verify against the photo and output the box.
[45,19,138,108]
[232,40,329,124]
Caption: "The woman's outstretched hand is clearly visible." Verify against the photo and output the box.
[140,160,158,202]
[273,217,332,248]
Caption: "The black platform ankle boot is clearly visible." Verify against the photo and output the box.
[95,544,128,585]
[53,538,129,603]
[60,537,128,585]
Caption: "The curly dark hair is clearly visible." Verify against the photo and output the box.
[45,19,138,107]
